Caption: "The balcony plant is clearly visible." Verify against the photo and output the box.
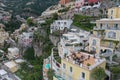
[87,63,91,66]
[87,63,91,69]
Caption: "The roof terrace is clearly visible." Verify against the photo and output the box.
[63,51,106,70]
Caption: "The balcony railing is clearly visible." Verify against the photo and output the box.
[100,44,114,49]
[94,26,120,30]
[103,36,119,41]
[93,27,106,30]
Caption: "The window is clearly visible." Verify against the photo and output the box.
[103,32,106,36]
[92,47,96,51]
[63,63,66,69]
[64,22,66,25]
[81,72,85,79]
[29,36,32,38]
[62,72,66,79]
[111,16,113,19]
[92,39,96,46]
[106,49,112,54]
[108,31,116,39]
[70,66,72,73]
[97,32,100,36]
[100,23,102,29]
[111,10,113,15]
[109,42,113,48]
[68,76,73,80]
[58,22,60,24]
[106,24,108,28]
[114,24,118,29]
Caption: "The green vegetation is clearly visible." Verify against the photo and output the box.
[47,69,55,80]
[27,18,36,26]
[4,0,58,18]
[20,46,51,80]
[92,67,106,80]
[20,14,56,79]
[73,14,95,31]
[53,48,61,63]
[45,13,58,25]
[4,18,22,33]
[53,52,61,63]
[111,66,120,80]
[2,41,10,53]
[16,62,41,80]
[23,47,35,60]
[52,31,60,36]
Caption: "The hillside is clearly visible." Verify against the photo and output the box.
[2,0,58,18]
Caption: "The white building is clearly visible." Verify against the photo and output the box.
[7,47,19,59]
[58,29,90,58]
[18,32,33,47]
[0,69,7,76]
[0,69,21,80]
[50,20,73,33]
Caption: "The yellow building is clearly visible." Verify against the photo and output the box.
[89,18,120,54]
[108,7,120,19]
[54,51,106,80]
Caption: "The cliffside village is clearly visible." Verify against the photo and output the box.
[0,0,120,80]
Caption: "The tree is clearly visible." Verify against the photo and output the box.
[27,18,36,26]
[47,69,55,80]
[52,13,58,20]
[23,47,35,60]
[92,67,106,80]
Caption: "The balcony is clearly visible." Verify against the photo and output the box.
[103,35,119,41]
[93,26,106,30]
[100,43,114,49]
[94,26,120,31]
[107,27,120,30]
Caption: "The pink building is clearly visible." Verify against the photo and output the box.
[87,0,101,4]
[75,0,101,8]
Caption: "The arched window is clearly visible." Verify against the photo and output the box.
[108,31,116,39]
[92,47,96,51]
[92,39,96,46]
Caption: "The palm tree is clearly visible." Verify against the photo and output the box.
[92,67,106,80]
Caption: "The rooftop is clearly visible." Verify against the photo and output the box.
[63,51,106,70]
[51,20,73,26]
[8,47,19,53]
[15,59,25,63]
[4,61,17,68]
[0,69,7,76]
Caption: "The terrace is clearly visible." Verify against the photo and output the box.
[63,51,106,70]
[61,31,89,45]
